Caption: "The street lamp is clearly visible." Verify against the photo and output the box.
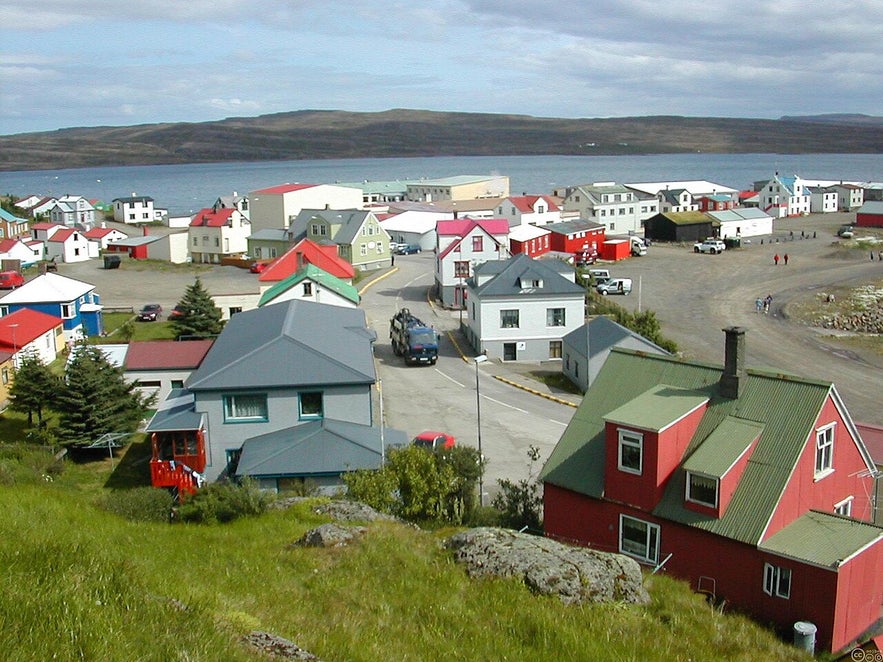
[474,354,488,507]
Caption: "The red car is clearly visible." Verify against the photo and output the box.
[412,431,456,450]
[0,271,24,289]
[249,261,270,274]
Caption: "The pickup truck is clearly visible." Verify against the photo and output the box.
[693,239,726,254]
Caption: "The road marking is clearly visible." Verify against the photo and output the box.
[436,368,465,388]
[482,395,528,413]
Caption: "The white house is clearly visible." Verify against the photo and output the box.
[82,227,129,257]
[435,218,510,309]
[756,174,811,218]
[0,238,41,266]
[658,188,699,213]
[406,175,509,202]
[113,194,163,224]
[808,186,839,213]
[379,209,450,251]
[188,206,251,264]
[463,253,586,362]
[247,183,364,234]
[495,195,562,227]
[559,182,643,234]
[706,208,774,239]
[45,228,90,263]
[832,183,864,211]
[49,195,96,228]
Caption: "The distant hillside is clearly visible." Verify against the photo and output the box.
[2,109,883,172]
[779,113,883,126]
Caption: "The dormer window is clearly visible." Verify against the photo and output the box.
[617,429,643,475]
[686,472,718,508]
[815,424,835,478]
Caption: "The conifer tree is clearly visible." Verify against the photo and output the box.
[8,352,58,427]
[171,277,224,339]
[54,343,151,445]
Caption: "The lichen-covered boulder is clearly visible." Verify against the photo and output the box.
[445,527,650,605]
[291,523,366,548]
[242,631,320,660]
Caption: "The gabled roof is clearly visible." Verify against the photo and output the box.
[124,340,214,371]
[508,224,550,242]
[472,253,583,298]
[0,308,62,347]
[540,346,873,547]
[235,418,407,478]
[505,195,560,213]
[190,207,236,227]
[707,208,772,223]
[251,183,317,195]
[186,299,376,391]
[258,238,354,282]
[83,227,125,239]
[32,222,62,231]
[0,208,26,223]
[0,272,95,304]
[258,263,360,307]
[47,228,77,242]
[113,195,154,203]
[759,510,882,568]
[436,218,510,237]
[287,209,376,246]
[145,390,204,432]
[562,316,670,360]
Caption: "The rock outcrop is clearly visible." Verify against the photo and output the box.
[445,527,650,605]
[291,523,367,548]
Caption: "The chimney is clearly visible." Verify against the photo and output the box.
[720,326,747,399]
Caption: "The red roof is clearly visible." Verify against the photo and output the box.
[436,218,510,237]
[32,222,61,230]
[251,183,316,195]
[856,423,883,465]
[0,308,62,348]
[507,195,560,213]
[47,228,76,242]
[83,227,116,238]
[124,340,214,371]
[0,239,19,252]
[259,238,354,282]
[190,207,235,227]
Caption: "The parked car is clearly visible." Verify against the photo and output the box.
[0,271,24,289]
[395,244,422,255]
[572,249,598,266]
[693,239,726,254]
[389,242,405,253]
[168,305,187,320]
[596,278,632,296]
[587,268,611,284]
[138,303,163,321]
[412,430,456,450]
[249,261,270,274]
[837,225,854,239]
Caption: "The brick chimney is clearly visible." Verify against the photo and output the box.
[720,326,746,399]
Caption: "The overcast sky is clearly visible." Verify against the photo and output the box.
[1,0,881,136]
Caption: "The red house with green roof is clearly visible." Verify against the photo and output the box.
[541,327,883,654]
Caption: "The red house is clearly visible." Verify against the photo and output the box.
[696,194,737,212]
[545,219,605,256]
[856,201,883,228]
[508,224,551,258]
[258,238,355,285]
[541,327,883,654]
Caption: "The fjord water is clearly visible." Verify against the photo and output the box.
[2,153,881,216]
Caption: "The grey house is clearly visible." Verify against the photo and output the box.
[148,298,402,492]
[562,316,670,392]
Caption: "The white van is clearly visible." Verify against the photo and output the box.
[596,278,632,296]
[588,268,611,283]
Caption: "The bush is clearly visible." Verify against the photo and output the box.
[176,479,270,524]
[0,444,64,486]
[97,487,174,522]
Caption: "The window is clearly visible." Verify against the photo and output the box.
[192,236,198,246]
[214,237,220,247]
[360,243,368,256]
[223,394,268,422]
[299,391,323,419]
[546,308,565,327]
[0,306,7,317]
[472,236,483,252]
[60,303,74,319]
[815,424,834,476]
[500,309,519,329]
[619,515,659,564]
[137,380,162,389]
[549,341,562,359]
[229,307,242,316]
[454,261,470,277]
[686,472,718,508]
[171,380,185,389]
[763,563,791,598]
[1,368,7,385]
[834,496,853,517]
[618,429,643,474]
[303,282,313,296]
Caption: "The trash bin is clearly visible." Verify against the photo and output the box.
[103,255,121,269]
[792,621,816,654]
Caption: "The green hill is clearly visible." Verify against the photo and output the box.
[0,441,810,661]
[2,108,882,172]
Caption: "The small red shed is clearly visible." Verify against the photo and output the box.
[599,238,630,261]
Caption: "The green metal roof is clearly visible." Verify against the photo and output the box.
[258,263,360,307]
[541,347,838,546]
[759,510,883,568]
[682,416,764,478]
[604,384,708,433]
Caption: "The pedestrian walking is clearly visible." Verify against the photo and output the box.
[774,253,779,265]
[755,297,763,313]
[763,294,772,314]
[783,253,789,265]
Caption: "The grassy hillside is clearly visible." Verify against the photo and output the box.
[0,441,812,662]
[2,109,882,172]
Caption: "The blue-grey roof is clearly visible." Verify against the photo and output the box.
[563,316,670,360]
[473,253,584,298]
[186,299,377,391]
[288,208,374,246]
[248,228,291,242]
[544,219,605,236]
[236,419,408,478]
[145,390,205,432]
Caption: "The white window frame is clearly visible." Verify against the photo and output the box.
[685,472,719,508]
[60,303,75,319]
[763,563,791,599]
[833,496,854,517]
[815,423,835,478]
[617,429,643,475]
[619,514,660,564]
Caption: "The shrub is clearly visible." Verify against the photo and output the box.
[176,479,270,524]
[97,487,174,522]
[0,444,64,486]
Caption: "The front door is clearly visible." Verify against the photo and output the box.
[503,342,517,361]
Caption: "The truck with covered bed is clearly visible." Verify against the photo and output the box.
[390,308,439,365]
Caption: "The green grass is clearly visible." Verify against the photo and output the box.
[0,450,812,662]
[96,312,178,342]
